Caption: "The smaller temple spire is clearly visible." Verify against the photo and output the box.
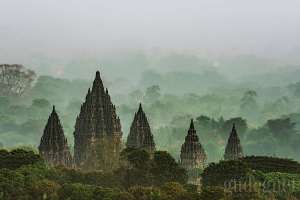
[224,124,244,161]
[39,107,73,168]
[180,120,206,170]
[126,103,155,153]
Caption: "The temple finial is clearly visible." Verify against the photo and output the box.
[232,123,236,132]
[138,103,143,112]
[96,71,100,79]
[189,119,195,130]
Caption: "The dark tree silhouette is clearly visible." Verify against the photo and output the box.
[0,64,36,96]
[144,85,161,103]
[240,90,258,112]
[267,117,297,143]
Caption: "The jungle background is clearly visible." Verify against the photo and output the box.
[1,52,300,164]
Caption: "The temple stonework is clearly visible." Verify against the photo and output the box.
[180,119,207,185]
[180,119,207,170]
[126,103,155,153]
[39,106,73,167]
[73,71,122,171]
[224,124,244,161]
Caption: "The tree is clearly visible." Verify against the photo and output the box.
[221,117,248,139]
[0,169,27,200]
[58,183,94,200]
[0,149,43,170]
[288,82,300,98]
[32,98,51,109]
[28,179,60,200]
[267,117,297,143]
[240,90,259,121]
[144,85,161,103]
[202,160,252,187]
[200,186,226,200]
[160,182,192,200]
[128,186,160,200]
[117,148,152,188]
[129,90,144,104]
[151,151,188,185]
[0,64,36,96]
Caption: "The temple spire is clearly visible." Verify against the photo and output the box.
[232,123,236,132]
[126,103,155,153]
[92,70,104,91]
[180,120,207,185]
[189,119,195,130]
[138,103,143,113]
[224,124,244,161]
[74,70,123,171]
[96,70,101,79]
[39,107,73,168]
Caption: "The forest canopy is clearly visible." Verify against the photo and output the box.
[1,60,300,163]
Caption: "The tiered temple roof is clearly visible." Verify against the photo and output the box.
[39,106,73,167]
[73,71,122,170]
[126,103,155,153]
[180,119,207,170]
[224,124,244,161]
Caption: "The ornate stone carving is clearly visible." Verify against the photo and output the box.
[39,106,73,167]
[224,124,244,161]
[73,71,122,171]
[180,119,207,170]
[126,103,155,153]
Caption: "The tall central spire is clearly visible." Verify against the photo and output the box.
[74,70,122,171]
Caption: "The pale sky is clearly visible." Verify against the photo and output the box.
[1,0,300,63]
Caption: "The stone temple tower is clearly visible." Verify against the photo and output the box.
[180,119,207,185]
[126,103,155,154]
[180,119,207,170]
[73,71,123,171]
[224,124,243,161]
[39,106,73,167]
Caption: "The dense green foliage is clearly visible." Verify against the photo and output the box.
[0,149,42,170]
[2,149,300,199]
[0,149,192,200]
[242,156,300,174]
[117,149,188,188]
[201,158,300,199]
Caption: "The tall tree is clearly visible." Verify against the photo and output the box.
[240,90,258,112]
[0,64,36,96]
[144,85,161,103]
[267,117,297,143]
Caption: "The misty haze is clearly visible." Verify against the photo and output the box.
[1,1,300,199]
